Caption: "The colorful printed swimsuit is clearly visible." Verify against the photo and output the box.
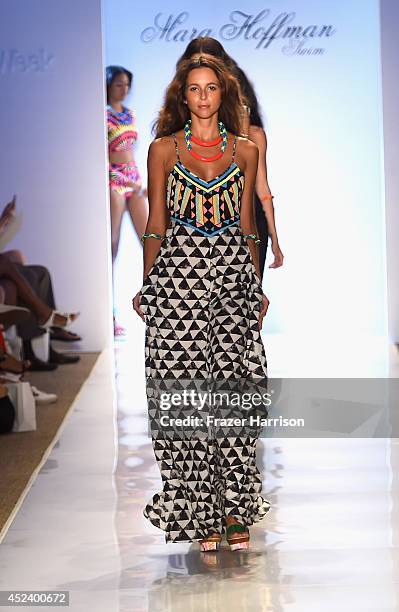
[107,105,141,197]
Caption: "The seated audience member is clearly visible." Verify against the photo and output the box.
[0,307,58,413]
[0,196,81,370]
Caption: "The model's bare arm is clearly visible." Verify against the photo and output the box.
[239,137,270,328]
[249,125,284,268]
[142,139,170,281]
[239,139,262,280]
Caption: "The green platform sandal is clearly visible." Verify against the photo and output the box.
[226,523,250,551]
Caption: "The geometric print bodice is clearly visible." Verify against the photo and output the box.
[167,134,245,237]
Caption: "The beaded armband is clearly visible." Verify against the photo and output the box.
[243,233,261,245]
[141,232,164,244]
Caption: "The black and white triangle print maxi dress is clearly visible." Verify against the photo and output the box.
[139,135,271,543]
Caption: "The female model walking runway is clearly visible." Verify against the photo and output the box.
[177,37,284,280]
[106,65,148,336]
[133,55,271,551]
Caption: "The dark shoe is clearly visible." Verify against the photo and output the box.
[50,327,82,342]
[28,357,58,371]
[22,339,58,370]
[49,347,80,365]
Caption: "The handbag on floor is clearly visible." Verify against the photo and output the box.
[7,382,37,432]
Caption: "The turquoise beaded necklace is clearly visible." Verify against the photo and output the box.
[184,119,228,162]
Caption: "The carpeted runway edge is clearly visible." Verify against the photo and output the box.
[0,352,100,538]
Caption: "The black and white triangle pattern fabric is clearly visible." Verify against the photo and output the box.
[140,222,271,543]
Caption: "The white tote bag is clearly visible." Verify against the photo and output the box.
[7,382,37,432]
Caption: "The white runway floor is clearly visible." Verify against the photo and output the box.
[0,329,399,611]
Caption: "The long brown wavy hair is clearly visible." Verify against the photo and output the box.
[177,37,263,128]
[153,54,244,138]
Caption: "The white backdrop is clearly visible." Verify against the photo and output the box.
[0,0,391,355]
[380,0,399,345]
[105,0,388,343]
[0,0,112,351]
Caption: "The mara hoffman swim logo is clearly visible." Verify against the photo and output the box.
[0,48,55,74]
[141,9,337,55]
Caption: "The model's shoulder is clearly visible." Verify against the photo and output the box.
[148,136,176,161]
[150,135,175,151]
[236,136,258,160]
[236,135,257,152]
[249,125,264,136]
[248,125,266,145]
